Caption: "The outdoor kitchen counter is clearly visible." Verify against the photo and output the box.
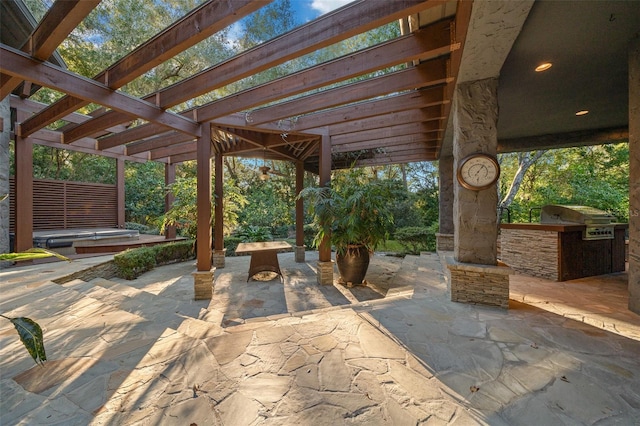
[500,223,628,281]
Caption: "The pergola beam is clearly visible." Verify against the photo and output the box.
[1,45,201,137]
[0,0,100,99]
[18,0,267,138]
[246,59,450,126]
[195,20,456,122]
[55,0,443,149]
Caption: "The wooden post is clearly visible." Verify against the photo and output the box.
[116,158,125,228]
[164,162,176,239]
[196,124,212,272]
[295,160,305,262]
[318,132,331,262]
[316,132,333,285]
[14,117,33,252]
[628,32,640,314]
[213,154,223,251]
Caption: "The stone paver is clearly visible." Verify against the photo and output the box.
[0,251,639,425]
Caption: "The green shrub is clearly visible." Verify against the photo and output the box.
[224,236,244,256]
[234,225,273,242]
[124,222,160,235]
[303,223,317,249]
[114,240,194,280]
[394,226,436,254]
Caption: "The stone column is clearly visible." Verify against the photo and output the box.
[446,78,512,308]
[453,79,499,264]
[436,155,454,251]
[0,98,10,254]
[628,32,640,314]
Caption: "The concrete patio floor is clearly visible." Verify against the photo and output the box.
[1,251,639,425]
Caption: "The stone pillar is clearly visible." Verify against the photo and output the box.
[453,79,499,264]
[316,259,334,286]
[437,155,454,251]
[446,78,512,308]
[629,32,640,314]
[193,269,215,300]
[212,249,226,268]
[0,97,10,254]
[295,246,305,263]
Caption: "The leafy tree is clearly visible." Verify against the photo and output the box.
[498,143,629,223]
[125,161,165,226]
[162,175,248,239]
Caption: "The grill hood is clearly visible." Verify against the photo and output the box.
[540,205,616,225]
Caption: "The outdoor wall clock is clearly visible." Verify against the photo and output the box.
[456,153,500,190]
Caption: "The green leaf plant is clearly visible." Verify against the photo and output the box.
[0,245,67,365]
[0,315,47,366]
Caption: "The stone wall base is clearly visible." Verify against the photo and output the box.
[436,233,454,252]
[212,249,226,268]
[193,268,215,300]
[316,260,334,285]
[446,257,512,309]
[295,245,305,263]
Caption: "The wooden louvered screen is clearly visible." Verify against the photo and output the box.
[9,177,118,231]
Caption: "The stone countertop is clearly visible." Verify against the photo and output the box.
[500,222,628,232]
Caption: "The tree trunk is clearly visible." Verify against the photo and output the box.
[499,150,547,222]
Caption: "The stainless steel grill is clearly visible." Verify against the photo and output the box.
[540,205,617,240]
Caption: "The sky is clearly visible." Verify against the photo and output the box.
[293,0,353,22]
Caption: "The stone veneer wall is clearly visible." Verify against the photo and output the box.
[447,258,511,309]
[0,97,9,255]
[500,228,558,281]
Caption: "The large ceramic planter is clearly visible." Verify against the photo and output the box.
[336,244,370,285]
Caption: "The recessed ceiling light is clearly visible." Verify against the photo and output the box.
[535,62,552,72]
[575,110,589,116]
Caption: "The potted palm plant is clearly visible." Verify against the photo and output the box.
[299,171,395,285]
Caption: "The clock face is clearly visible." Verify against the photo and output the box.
[457,154,500,190]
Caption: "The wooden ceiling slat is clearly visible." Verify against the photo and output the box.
[292,88,447,131]
[246,58,450,126]
[1,45,201,137]
[126,131,194,156]
[328,106,443,136]
[332,121,441,145]
[436,0,473,158]
[150,141,197,160]
[195,20,455,122]
[98,122,168,150]
[18,0,266,138]
[332,134,439,153]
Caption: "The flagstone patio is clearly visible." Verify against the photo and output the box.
[1,251,639,425]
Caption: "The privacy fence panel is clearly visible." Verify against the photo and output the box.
[10,178,118,231]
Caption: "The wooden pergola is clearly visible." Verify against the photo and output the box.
[1,0,470,275]
[1,0,638,310]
